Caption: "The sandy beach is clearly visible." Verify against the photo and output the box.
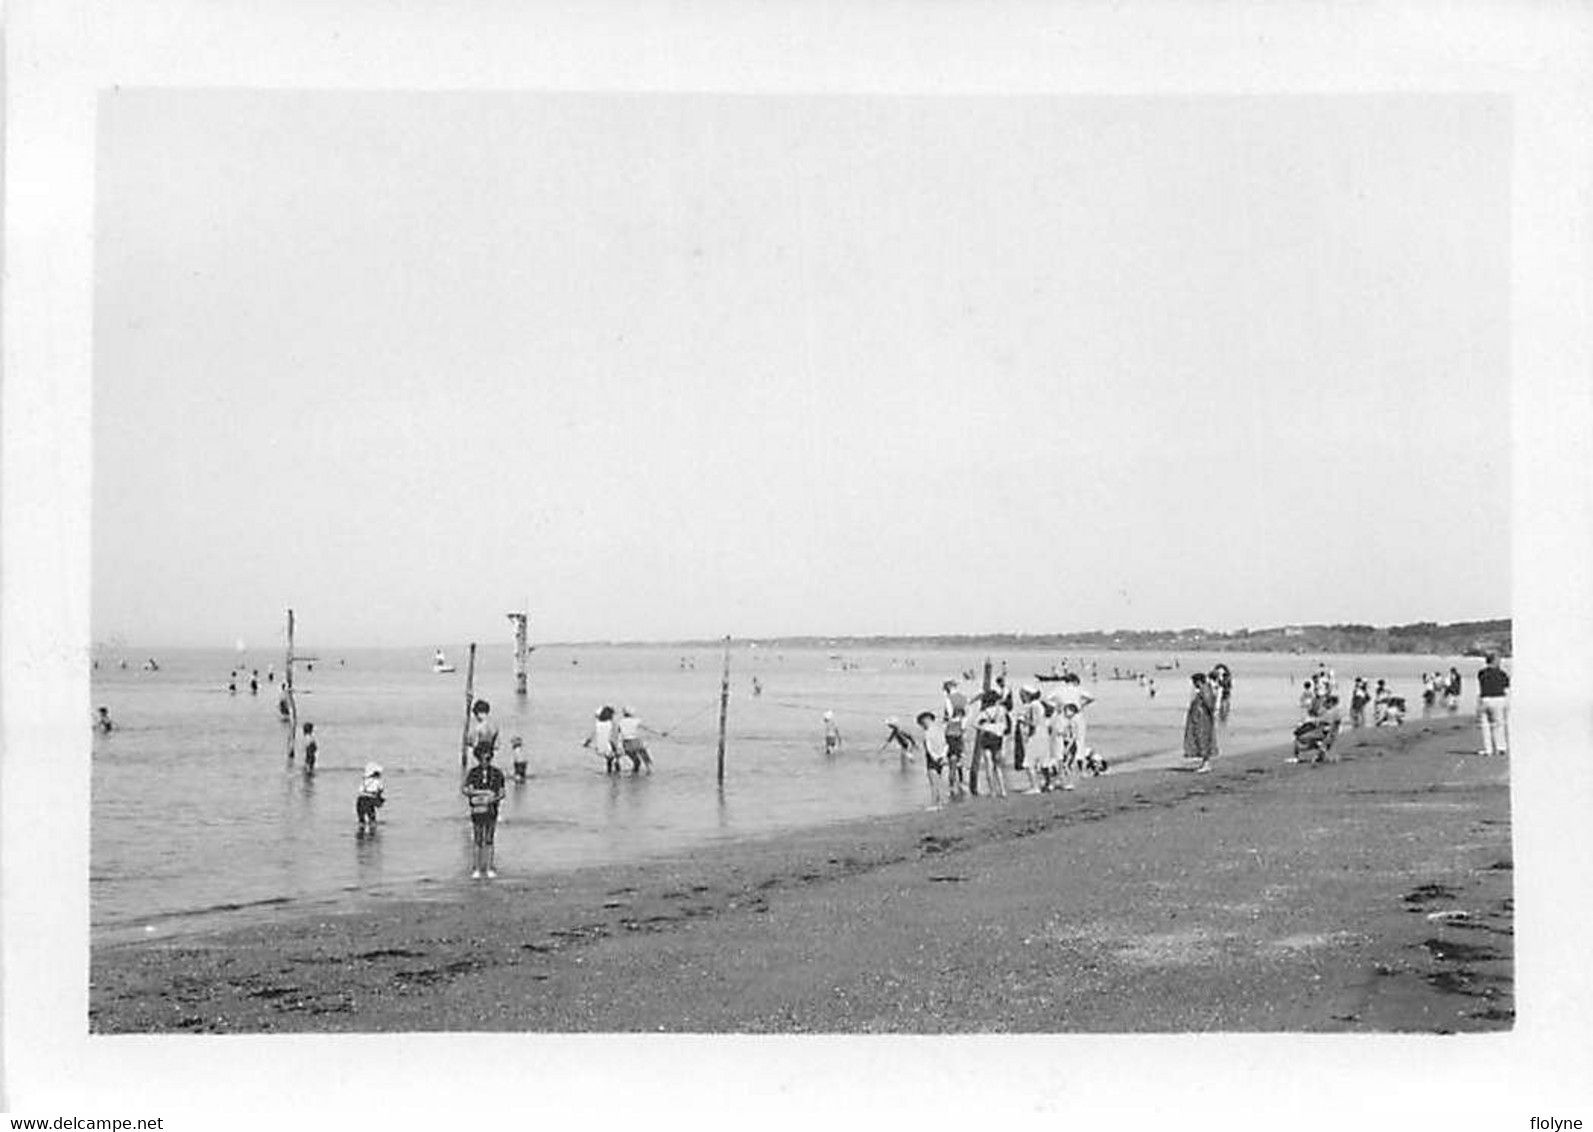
[90,714,1511,1034]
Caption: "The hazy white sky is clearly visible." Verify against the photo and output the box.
[93,92,1510,647]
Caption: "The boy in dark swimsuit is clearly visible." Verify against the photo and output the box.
[462,745,507,878]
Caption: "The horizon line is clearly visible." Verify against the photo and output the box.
[95,616,1510,654]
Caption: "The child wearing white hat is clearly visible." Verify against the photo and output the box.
[823,711,842,756]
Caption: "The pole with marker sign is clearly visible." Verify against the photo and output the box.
[507,611,529,697]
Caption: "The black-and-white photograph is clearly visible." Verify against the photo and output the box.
[4,1,1591,1126]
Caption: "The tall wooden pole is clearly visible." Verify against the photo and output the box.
[716,635,731,785]
[459,643,478,776]
[507,612,529,697]
[285,608,298,760]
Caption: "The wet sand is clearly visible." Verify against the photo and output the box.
[90,714,1511,1033]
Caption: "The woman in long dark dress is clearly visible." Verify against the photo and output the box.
[1183,671,1218,773]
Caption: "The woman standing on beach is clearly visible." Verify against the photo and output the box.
[1183,672,1217,774]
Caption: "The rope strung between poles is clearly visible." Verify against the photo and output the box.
[652,698,724,738]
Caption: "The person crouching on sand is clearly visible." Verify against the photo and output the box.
[509,735,528,782]
[356,763,385,828]
[462,745,506,879]
[915,711,946,809]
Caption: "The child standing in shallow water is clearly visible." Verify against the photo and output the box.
[915,711,946,809]
[461,745,506,879]
[356,763,385,827]
[823,711,842,756]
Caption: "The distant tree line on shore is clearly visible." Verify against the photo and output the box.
[672,618,1511,658]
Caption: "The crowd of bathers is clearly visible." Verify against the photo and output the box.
[1296,666,1400,749]
[1305,667,1412,734]
[92,651,1509,885]
[1420,668,1464,714]
[870,669,1107,809]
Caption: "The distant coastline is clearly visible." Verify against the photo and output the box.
[554,617,1513,657]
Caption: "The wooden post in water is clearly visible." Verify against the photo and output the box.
[716,635,731,785]
[285,608,298,760]
[459,643,478,776]
[506,611,529,697]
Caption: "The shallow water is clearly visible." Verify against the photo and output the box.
[91,643,1475,941]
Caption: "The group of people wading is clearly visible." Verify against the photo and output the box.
[312,650,1509,883]
[876,670,1111,809]
[867,661,1246,809]
[457,697,666,879]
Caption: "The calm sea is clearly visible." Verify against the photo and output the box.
[90,643,1475,942]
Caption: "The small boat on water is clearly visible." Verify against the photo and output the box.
[1035,671,1068,683]
[432,650,456,674]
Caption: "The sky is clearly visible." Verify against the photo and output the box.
[92,91,1511,648]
